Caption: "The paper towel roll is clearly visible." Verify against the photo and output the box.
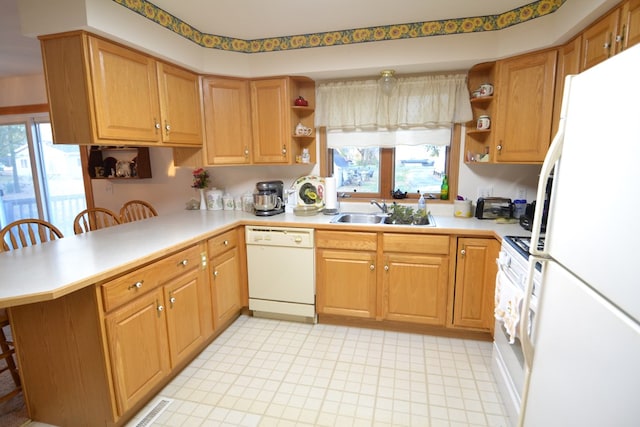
[324,176,337,209]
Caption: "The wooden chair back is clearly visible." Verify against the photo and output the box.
[119,200,158,223]
[0,219,64,251]
[73,207,121,234]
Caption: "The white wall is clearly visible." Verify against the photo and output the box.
[0,74,46,107]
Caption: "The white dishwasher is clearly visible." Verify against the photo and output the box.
[245,226,316,323]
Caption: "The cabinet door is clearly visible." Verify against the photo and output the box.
[105,287,170,415]
[164,268,208,367]
[316,249,377,318]
[552,36,582,137]
[250,78,291,164]
[211,247,242,329]
[202,77,252,164]
[619,0,640,52]
[452,238,499,331]
[157,63,203,146]
[382,253,448,325]
[88,37,161,143]
[582,8,620,70]
[494,50,557,163]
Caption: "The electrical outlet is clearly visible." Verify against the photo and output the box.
[105,182,113,194]
[477,186,493,199]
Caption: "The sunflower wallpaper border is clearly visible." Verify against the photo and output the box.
[113,0,566,54]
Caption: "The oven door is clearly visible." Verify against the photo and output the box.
[492,261,536,427]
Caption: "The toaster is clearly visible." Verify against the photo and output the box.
[475,197,514,219]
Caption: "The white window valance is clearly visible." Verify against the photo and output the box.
[315,74,472,131]
[326,128,452,148]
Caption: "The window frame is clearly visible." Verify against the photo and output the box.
[320,124,461,203]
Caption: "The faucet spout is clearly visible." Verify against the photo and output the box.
[370,199,388,213]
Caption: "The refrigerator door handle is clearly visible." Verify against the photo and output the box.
[520,255,546,370]
[530,75,575,257]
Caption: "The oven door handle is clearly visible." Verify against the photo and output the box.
[520,254,544,370]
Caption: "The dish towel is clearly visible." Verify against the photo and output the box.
[494,269,524,344]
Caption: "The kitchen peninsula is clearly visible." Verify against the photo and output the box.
[0,210,525,426]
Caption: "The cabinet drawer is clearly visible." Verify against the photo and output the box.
[383,233,449,254]
[316,230,377,251]
[101,245,202,312]
[207,229,238,258]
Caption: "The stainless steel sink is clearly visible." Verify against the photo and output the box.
[331,213,387,224]
[330,212,436,226]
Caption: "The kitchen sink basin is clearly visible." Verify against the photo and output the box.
[331,213,387,224]
[330,212,436,226]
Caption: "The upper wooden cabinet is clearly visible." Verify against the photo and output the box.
[40,31,203,147]
[552,35,582,137]
[202,76,253,165]
[466,49,557,164]
[582,0,640,70]
[198,75,316,166]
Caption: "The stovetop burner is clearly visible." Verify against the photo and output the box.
[504,235,545,259]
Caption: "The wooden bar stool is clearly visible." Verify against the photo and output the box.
[0,309,21,403]
[119,200,158,223]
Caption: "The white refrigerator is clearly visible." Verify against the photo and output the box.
[518,44,640,426]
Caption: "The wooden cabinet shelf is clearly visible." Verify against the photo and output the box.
[87,146,152,179]
[470,96,494,104]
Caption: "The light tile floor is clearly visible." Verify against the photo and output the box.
[124,315,509,427]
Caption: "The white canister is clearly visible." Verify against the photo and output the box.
[206,189,223,210]
[223,193,234,210]
[234,196,243,211]
[454,200,472,218]
[477,115,491,130]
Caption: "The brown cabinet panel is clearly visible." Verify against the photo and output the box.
[552,36,582,137]
[582,8,620,70]
[251,78,290,163]
[210,246,242,329]
[493,50,557,163]
[202,76,252,164]
[316,248,377,318]
[382,253,448,325]
[620,0,640,51]
[105,287,170,415]
[157,63,204,145]
[452,238,499,331]
[164,270,208,367]
[88,36,162,143]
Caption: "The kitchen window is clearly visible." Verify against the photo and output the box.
[322,124,461,201]
[316,73,469,202]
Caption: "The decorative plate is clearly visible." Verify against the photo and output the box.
[295,175,325,208]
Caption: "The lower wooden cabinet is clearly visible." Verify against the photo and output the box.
[317,248,377,318]
[382,234,450,326]
[105,287,170,414]
[208,228,243,330]
[103,243,210,415]
[316,231,378,318]
[451,237,499,331]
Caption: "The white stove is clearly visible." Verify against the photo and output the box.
[492,235,543,426]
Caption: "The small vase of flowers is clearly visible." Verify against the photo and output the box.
[191,168,210,210]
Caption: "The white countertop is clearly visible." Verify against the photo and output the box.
[0,209,528,308]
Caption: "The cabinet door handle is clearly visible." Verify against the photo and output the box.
[154,119,161,131]
[384,265,389,271]
[178,259,188,267]
[157,303,164,314]
[164,120,171,135]
[282,145,287,155]
[496,144,502,152]
[369,264,375,271]
[169,296,176,307]
[244,147,249,157]
[128,280,143,290]
[223,240,229,246]
[213,270,219,278]
[461,249,466,257]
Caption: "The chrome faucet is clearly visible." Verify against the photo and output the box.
[370,199,388,213]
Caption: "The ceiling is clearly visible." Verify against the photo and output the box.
[0,0,533,78]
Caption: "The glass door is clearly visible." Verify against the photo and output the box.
[0,116,86,237]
